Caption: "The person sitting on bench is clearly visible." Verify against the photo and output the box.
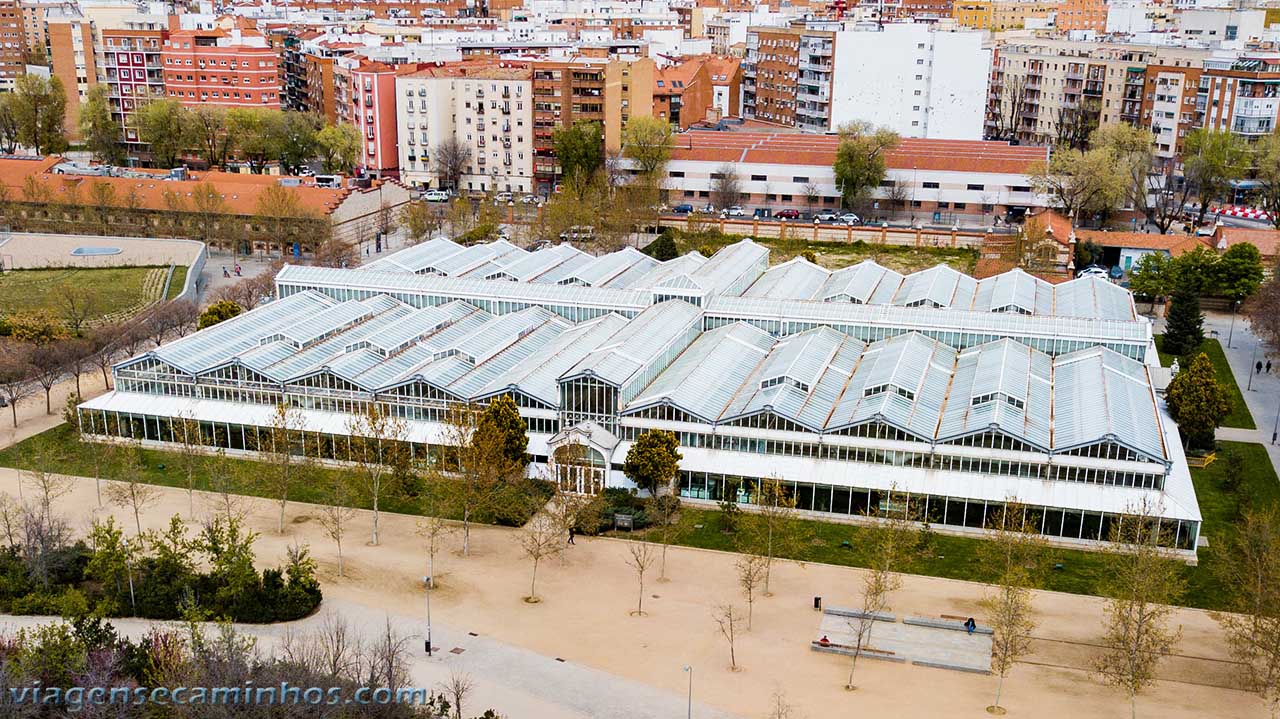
[818,635,831,646]
[964,617,977,635]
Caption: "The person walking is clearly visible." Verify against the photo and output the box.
[1268,360,1274,374]
[1258,361,1265,374]
[567,526,576,545]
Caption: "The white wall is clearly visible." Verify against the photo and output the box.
[829,25,989,140]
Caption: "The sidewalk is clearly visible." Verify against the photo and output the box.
[1197,311,1280,475]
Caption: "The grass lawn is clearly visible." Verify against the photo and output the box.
[0,266,173,322]
[619,440,1276,611]
[3,424,1271,611]
[672,233,978,274]
[1154,335,1255,429]
[0,424,548,527]
[166,265,188,301]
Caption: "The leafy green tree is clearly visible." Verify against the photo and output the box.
[78,85,122,164]
[197,299,242,330]
[187,105,233,169]
[644,232,678,261]
[86,516,134,613]
[832,121,900,210]
[1184,128,1248,226]
[278,111,323,173]
[1029,146,1124,223]
[1165,352,1231,450]
[1162,273,1205,357]
[621,115,673,178]
[317,122,361,173]
[1172,244,1219,295]
[1128,252,1174,312]
[1253,133,1280,230]
[1213,242,1266,304]
[1074,238,1105,269]
[11,73,68,155]
[477,394,528,467]
[622,429,682,494]
[0,93,18,153]
[228,107,284,173]
[552,120,604,184]
[134,98,188,169]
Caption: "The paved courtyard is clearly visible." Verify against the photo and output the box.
[816,610,993,674]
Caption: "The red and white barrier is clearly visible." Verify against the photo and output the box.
[1209,205,1272,221]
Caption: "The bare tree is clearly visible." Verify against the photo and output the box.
[846,487,921,691]
[441,670,475,719]
[766,689,799,719]
[60,337,94,398]
[710,163,743,210]
[743,476,803,596]
[1211,505,1280,716]
[346,402,410,546]
[0,340,35,427]
[736,552,767,630]
[1093,499,1185,719]
[316,471,358,578]
[416,515,456,590]
[989,74,1030,142]
[54,283,99,336]
[171,411,204,518]
[362,617,412,695]
[18,437,72,520]
[626,540,656,616]
[432,137,472,192]
[520,511,563,603]
[203,445,250,524]
[713,602,744,671]
[646,493,680,581]
[255,402,312,534]
[979,501,1047,714]
[104,442,162,536]
[28,341,69,415]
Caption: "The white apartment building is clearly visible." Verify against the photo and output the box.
[396,65,535,194]
[830,24,990,140]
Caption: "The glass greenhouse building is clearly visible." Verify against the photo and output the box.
[79,238,1201,556]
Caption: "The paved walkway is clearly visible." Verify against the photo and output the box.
[817,612,992,674]
[1194,311,1280,475]
[0,598,739,719]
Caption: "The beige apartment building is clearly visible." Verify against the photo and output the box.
[988,38,1207,147]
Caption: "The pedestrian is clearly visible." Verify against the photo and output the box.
[1258,361,1264,374]
[1268,360,1274,374]
[567,526,576,545]
[964,617,976,635]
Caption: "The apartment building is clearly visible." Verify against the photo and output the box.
[531,58,607,192]
[952,1,994,29]
[987,39,1206,146]
[743,26,836,130]
[989,0,1059,30]
[1139,64,1203,166]
[99,21,167,145]
[45,4,96,139]
[396,62,535,194]
[20,0,68,57]
[335,58,400,178]
[282,32,340,123]
[603,55,655,153]
[1057,0,1107,32]
[830,24,989,140]
[653,59,713,130]
[703,55,743,119]
[1198,54,1280,140]
[0,0,23,89]
[161,27,281,108]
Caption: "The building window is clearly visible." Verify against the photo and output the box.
[751,174,767,181]
[922,182,939,189]
[967,183,984,191]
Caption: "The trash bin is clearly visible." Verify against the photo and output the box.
[813,596,822,611]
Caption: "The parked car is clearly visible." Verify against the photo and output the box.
[1077,265,1108,279]
[494,191,514,204]
[813,209,840,223]
[699,203,715,214]
[1109,265,1124,280]
[672,203,694,214]
[752,208,773,219]
[424,190,450,203]
[721,205,746,217]
[775,209,801,220]
[519,194,540,204]
[839,213,862,226]
[559,225,595,242]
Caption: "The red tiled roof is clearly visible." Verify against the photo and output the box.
[668,132,1048,173]
[1213,226,1280,258]
[1076,228,1211,255]
[0,157,354,218]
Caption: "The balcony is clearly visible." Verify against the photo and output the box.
[1233,118,1273,135]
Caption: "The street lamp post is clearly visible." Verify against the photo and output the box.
[423,573,433,656]
[683,665,692,719]
[1228,300,1239,349]
[1249,338,1261,392]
